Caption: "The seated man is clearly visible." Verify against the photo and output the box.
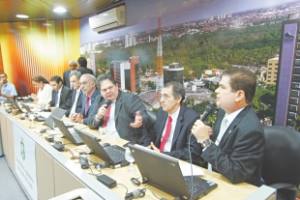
[49,75,72,111]
[144,82,200,161]
[89,75,151,144]
[68,71,83,116]
[0,73,17,102]
[191,68,264,186]
[71,74,100,125]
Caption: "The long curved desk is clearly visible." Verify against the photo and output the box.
[0,108,257,200]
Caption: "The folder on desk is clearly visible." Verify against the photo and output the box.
[129,144,217,200]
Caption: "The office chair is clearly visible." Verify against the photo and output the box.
[262,126,300,200]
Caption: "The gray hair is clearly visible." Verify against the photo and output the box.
[69,71,81,80]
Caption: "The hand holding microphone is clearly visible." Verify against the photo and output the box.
[96,100,112,120]
[130,111,143,128]
[191,103,215,143]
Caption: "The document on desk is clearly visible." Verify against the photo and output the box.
[179,161,204,176]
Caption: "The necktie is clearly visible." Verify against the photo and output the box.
[102,105,111,127]
[85,96,90,116]
[159,116,173,152]
[215,118,229,146]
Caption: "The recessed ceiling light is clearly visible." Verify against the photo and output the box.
[53,6,67,14]
[16,14,29,19]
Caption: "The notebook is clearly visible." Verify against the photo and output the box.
[75,128,126,165]
[44,107,66,128]
[129,144,217,200]
[52,116,83,145]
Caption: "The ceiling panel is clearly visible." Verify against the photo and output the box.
[0,0,116,22]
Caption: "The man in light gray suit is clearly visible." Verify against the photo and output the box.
[89,75,151,144]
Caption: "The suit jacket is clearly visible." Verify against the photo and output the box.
[201,106,264,186]
[63,70,71,88]
[89,91,151,144]
[80,89,101,125]
[50,86,72,111]
[77,67,93,75]
[145,106,200,161]
[66,89,83,116]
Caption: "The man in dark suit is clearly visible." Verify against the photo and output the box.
[63,60,78,88]
[68,71,83,116]
[70,74,100,125]
[144,82,200,161]
[89,75,151,144]
[77,56,93,75]
[49,75,72,111]
[191,68,264,186]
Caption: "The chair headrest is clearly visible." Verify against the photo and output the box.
[262,126,300,185]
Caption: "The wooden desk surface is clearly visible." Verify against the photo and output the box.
[12,112,257,200]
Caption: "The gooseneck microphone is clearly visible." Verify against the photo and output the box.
[200,103,216,121]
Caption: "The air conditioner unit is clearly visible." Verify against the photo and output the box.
[89,4,126,33]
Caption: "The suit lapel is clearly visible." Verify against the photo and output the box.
[171,107,184,149]
[114,92,122,125]
[155,111,168,146]
[218,106,250,147]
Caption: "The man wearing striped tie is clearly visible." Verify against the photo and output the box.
[191,68,264,186]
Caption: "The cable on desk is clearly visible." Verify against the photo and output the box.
[187,134,194,200]
[144,185,162,200]
[117,182,128,194]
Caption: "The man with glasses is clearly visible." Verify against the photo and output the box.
[89,74,151,144]
[71,74,100,125]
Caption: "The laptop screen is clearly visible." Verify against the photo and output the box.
[129,144,217,199]
[75,129,112,162]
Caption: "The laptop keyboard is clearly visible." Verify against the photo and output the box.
[105,146,125,163]
[184,176,213,196]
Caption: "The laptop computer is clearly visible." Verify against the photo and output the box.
[44,108,66,129]
[129,144,217,200]
[75,129,126,165]
[52,116,83,145]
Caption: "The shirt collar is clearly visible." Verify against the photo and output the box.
[223,106,245,125]
[168,106,180,122]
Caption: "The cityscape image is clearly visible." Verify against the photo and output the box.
[81,0,300,129]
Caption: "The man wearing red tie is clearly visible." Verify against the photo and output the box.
[147,82,200,162]
[89,75,152,144]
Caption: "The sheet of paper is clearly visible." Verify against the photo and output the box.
[179,161,204,176]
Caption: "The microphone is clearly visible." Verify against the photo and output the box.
[103,99,112,108]
[125,188,146,200]
[200,103,215,121]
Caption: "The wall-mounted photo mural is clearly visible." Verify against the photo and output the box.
[80,0,300,129]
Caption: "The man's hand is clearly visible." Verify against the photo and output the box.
[129,111,143,128]
[95,105,108,120]
[191,120,213,143]
[150,142,160,153]
[70,113,83,123]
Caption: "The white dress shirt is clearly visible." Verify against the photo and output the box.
[37,84,52,106]
[70,89,81,115]
[161,106,180,152]
[55,87,62,107]
[104,101,119,138]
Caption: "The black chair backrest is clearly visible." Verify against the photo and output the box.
[263,126,300,185]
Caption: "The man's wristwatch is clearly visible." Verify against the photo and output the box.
[200,139,213,149]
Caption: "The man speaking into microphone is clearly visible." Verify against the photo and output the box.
[89,75,151,144]
[191,68,264,186]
